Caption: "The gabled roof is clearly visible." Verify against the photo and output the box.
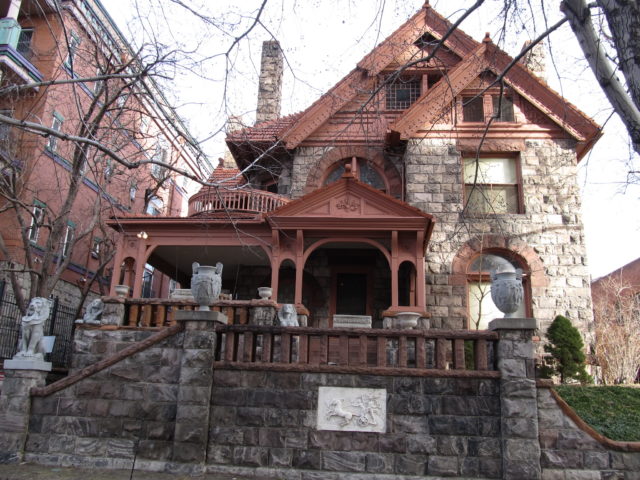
[228,3,601,158]
[267,171,434,239]
[390,37,601,156]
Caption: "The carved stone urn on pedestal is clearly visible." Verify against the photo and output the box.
[257,287,272,300]
[490,268,524,318]
[191,262,222,311]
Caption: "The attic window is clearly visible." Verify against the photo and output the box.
[463,96,484,122]
[492,95,514,122]
[461,94,516,123]
[385,75,421,110]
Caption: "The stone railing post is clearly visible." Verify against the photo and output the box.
[172,310,226,466]
[0,368,48,463]
[489,318,541,480]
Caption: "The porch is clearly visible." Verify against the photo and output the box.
[107,174,434,327]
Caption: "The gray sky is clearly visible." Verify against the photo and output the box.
[104,0,640,279]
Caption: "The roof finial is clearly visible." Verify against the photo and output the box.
[483,32,492,44]
[423,0,430,8]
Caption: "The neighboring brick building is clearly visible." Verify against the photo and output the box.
[108,4,599,340]
[0,0,211,308]
[591,257,640,304]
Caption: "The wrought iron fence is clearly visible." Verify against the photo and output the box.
[0,281,76,369]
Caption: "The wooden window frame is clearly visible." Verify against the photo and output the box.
[458,90,517,124]
[463,154,525,215]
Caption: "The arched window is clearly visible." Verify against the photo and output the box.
[467,252,529,330]
[323,157,387,192]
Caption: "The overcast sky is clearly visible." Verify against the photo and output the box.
[104,0,640,279]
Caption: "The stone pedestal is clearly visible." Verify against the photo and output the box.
[249,305,276,325]
[100,299,125,326]
[489,317,541,480]
[333,314,372,329]
[172,310,226,464]
[0,368,48,463]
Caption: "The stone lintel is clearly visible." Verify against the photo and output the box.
[175,310,227,323]
[3,358,52,372]
[489,317,538,331]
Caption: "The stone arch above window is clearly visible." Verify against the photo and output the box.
[450,235,547,287]
[304,146,402,198]
[450,235,547,330]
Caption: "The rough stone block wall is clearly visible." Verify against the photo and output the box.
[25,329,184,466]
[207,371,502,479]
[403,138,593,339]
[537,388,640,479]
[284,139,593,342]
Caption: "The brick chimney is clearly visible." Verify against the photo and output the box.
[255,40,283,124]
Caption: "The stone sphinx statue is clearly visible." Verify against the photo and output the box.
[277,304,299,327]
[16,297,51,359]
[75,298,104,325]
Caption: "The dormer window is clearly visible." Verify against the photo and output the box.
[492,95,514,122]
[461,93,515,123]
[385,75,421,110]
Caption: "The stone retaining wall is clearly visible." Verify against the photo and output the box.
[2,322,639,479]
[207,371,502,479]
[537,387,640,479]
[25,329,184,466]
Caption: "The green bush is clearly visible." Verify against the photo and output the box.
[540,315,592,384]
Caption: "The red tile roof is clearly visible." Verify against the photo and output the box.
[206,164,245,187]
[226,111,303,143]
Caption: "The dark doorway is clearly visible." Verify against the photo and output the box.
[335,273,367,315]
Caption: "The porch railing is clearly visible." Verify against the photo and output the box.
[188,188,289,217]
[122,298,274,328]
[213,324,500,377]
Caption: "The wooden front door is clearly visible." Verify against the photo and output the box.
[335,273,368,315]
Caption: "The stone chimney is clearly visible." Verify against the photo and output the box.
[520,40,546,81]
[255,40,283,124]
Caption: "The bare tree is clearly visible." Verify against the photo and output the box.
[592,275,640,384]
[0,4,206,312]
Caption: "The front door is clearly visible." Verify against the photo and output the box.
[335,273,368,315]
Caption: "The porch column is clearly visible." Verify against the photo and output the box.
[270,230,280,301]
[294,229,303,305]
[416,230,426,309]
[390,231,399,308]
[131,238,147,298]
[109,236,125,296]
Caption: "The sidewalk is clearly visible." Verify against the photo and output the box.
[0,463,261,480]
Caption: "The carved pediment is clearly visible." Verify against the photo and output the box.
[268,177,433,224]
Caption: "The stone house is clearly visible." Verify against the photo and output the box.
[108,3,599,339]
[0,0,210,307]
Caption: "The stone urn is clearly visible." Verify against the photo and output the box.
[114,285,129,298]
[395,311,421,329]
[191,262,223,311]
[490,269,524,318]
[257,287,272,300]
